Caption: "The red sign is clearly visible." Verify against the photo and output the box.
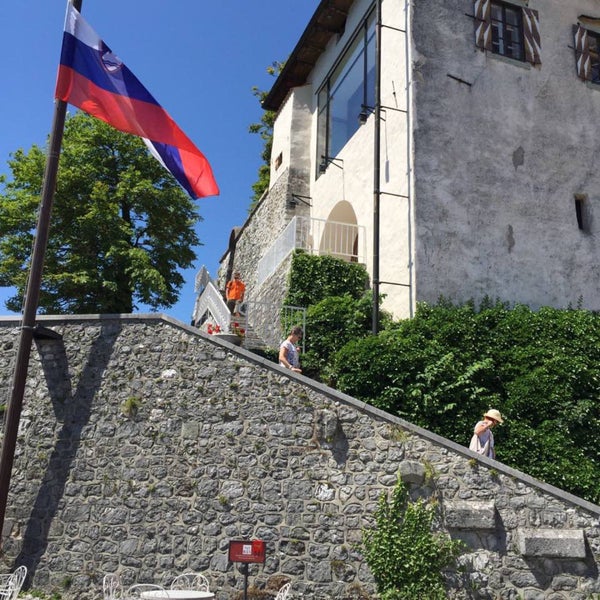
[228,539,266,563]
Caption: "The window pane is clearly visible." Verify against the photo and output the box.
[316,87,329,171]
[315,10,377,173]
[505,6,520,26]
[490,1,523,61]
[365,20,376,110]
[590,33,600,83]
[329,40,364,156]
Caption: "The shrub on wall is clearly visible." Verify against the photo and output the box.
[301,292,390,380]
[282,252,392,380]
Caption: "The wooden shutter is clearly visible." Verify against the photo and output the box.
[523,8,541,65]
[474,0,492,52]
[573,24,592,81]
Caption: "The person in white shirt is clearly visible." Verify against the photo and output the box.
[469,409,504,458]
[279,326,303,373]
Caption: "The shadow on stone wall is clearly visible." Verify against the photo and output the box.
[16,322,121,582]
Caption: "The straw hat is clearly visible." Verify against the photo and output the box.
[484,409,504,424]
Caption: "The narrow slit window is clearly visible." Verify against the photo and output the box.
[274,152,283,171]
[574,194,589,232]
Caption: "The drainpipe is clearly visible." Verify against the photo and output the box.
[372,0,382,334]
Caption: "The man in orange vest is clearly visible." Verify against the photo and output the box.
[225,271,246,315]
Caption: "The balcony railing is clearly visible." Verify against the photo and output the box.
[257,216,365,286]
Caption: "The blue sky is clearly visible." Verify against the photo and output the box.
[1,1,317,324]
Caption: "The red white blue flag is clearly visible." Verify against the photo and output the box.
[55,4,219,199]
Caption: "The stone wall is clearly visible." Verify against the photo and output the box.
[217,166,310,296]
[0,315,599,600]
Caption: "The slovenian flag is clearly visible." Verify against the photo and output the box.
[55,3,219,199]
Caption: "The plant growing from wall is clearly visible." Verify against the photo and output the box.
[362,476,463,600]
[121,396,141,419]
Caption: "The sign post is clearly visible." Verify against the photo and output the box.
[228,539,266,600]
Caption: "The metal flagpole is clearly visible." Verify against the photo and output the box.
[0,0,83,547]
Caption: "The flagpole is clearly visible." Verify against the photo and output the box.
[0,0,82,548]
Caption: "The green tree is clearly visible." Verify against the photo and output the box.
[0,112,201,314]
[248,62,283,210]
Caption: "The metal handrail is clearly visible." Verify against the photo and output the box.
[257,216,365,286]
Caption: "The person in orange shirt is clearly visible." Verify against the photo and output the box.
[225,271,246,315]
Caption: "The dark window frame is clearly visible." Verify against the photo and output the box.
[316,8,376,178]
[474,0,541,66]
[490,0,525,61]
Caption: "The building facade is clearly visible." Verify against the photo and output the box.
[218,0,600,321]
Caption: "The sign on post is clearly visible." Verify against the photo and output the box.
[228,539,266,564]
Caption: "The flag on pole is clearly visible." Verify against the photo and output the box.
[55,3,219,199]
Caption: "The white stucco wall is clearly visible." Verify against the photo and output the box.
[411,0,600,311]
[241,0,600,323]
[303,0,413,318]
[270,86,313,188]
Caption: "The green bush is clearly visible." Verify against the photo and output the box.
[333,301,600,503]
[284,251,370,308]
[301,292,391,381]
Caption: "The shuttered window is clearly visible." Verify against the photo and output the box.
[574,24,600,83]
[474,0,541,65]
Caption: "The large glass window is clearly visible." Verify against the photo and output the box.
[317,10,375,175]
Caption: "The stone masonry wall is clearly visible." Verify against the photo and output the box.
[217,167,310,296]
[0,315,599,600]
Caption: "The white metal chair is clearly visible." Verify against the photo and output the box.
[170,572,210,592]
[0,565,27,600]
[103,572,123,600]
[274,582,291,600]
[125,583,165,598]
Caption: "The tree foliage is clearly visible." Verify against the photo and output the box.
[0,112,201,314]
[362,477,463,599]
[248,62,283,210]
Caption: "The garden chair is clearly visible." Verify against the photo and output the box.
[0,565,27,600]
[125,583,165,598]
[274,582,291,600]
[169,572,209,591]
[103,572,123,600]
[170,572,210,591]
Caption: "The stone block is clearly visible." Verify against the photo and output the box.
[518,529,586,558]
[398,460,426,484]
[444,500,496,530]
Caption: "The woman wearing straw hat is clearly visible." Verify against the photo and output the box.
[469,409,504,458]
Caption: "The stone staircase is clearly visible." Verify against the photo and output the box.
[228,314,267,350]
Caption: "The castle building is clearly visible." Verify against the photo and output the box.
[213,0,600,334]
